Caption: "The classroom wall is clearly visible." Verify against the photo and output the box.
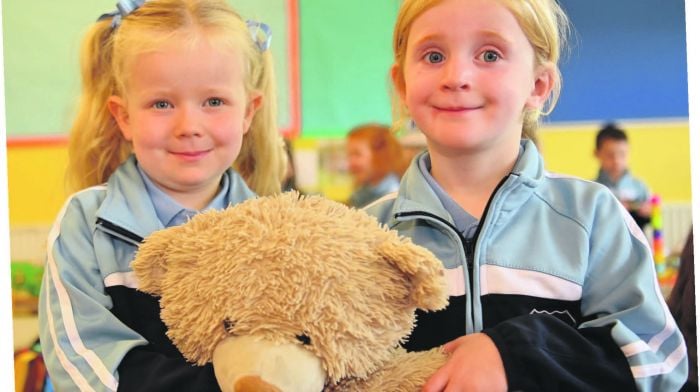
[552,0,687,121]
[7,143,68,226]
[4,0,692,227]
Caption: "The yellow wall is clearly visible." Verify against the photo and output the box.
[8,143,69,226]
[539,121,691,202]
[6,120,692,226]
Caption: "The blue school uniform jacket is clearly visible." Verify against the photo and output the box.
[348,173,401,208]
[594,168,650,204]
[39,155,255,392]
[365,140,687,391]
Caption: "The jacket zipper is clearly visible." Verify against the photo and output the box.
[470,176,510,265]
[467,175,510,331]
[96,218,144,246]
[394,174,512,332]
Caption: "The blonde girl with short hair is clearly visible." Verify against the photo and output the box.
[367,0,688,390]
[39,1,285,390]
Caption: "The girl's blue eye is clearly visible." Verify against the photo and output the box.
[424,51,444,64]
[206,98,223,107]
[153,101,171,109]
[482,50,500,62]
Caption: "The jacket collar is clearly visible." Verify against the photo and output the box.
[391,139,544,224]
[96,155,255,240]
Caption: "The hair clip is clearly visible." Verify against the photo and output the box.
[246,20,272,52]
[97,0,146,29]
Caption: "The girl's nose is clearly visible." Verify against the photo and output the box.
[175,106,202,137]
[442,57,471,91]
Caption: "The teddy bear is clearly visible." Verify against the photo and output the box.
[131,192,449,392]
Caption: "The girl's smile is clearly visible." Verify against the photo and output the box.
[169,149,213,161]
[431,104,483,113]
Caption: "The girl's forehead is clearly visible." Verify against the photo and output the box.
[123,33,245,70]
[119,25,244,58]
[119,39,247,92]
[406,0,522,42]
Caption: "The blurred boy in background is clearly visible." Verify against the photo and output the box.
[594,122,651,229]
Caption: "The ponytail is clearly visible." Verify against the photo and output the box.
[66,20,131,192]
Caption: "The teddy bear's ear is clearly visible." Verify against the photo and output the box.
[131,225,184,296]
[377,234,448,311]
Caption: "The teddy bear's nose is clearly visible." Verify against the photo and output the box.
[296,334,311,345]
[223,318,236,333]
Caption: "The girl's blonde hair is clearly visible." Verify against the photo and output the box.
[390,0,570,139]
[67,0,286,195]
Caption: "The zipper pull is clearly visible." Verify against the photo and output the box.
[465,238,474,267]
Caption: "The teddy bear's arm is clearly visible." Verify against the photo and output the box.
[330,347,447,392]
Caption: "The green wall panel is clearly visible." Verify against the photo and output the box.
[300,1,399,138]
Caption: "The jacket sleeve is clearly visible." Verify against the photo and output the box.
[484,192,688,391]
[39,197,220,392]
[484,190,688,391]
[116,346,219,391]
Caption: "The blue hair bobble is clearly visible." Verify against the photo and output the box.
[246,20,272,52]
[97,1,270,52]
[97,0,146,28]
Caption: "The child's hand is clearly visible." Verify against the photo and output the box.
[637,201,652,217]
[422,333,507,392]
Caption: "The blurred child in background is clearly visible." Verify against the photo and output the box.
[346,123,408,207]
[594,122,651,229]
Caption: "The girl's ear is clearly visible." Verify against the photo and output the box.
[243,91,263,134]
[107,95,132,141]
[525,62,556,110]
[391,64,407,104]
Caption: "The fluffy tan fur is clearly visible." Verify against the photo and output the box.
[132,192,449,389]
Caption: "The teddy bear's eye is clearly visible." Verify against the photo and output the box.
[223,318,236,333]
[296,334,311,345]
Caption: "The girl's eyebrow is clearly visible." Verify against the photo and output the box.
[410,33,443,50]
[477,30,513,46]
[411,29,513,49]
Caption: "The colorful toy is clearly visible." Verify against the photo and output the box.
[650,194,664,266]
[650,194,676,286]
[11,261,45,315]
